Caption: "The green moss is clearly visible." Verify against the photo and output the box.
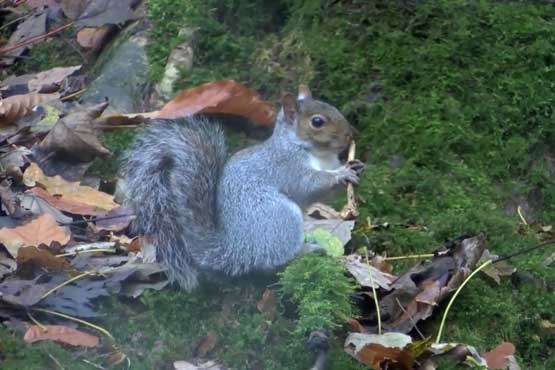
[0,326,92,370]
[89,129,139,179]
[279,254,358,336]
[13,32,82,75]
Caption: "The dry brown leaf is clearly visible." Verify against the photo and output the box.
[27,187,106,216]
[24,325,99,347]
[195,331,219,357]
[256,288,278,319]
[0,214,70,257]
[36,101,111,163]
[158,80,275,125]
[0,92,60,127]
[76,25,114,50]
[483,342,516,370]
[27,66,81,92]
[16,246,71,272]
[23,163,118,212]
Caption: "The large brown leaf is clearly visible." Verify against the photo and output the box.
[35,101,111,163]
[24,325,100,347]
[0,214,70,257]
[99,80,276,127]
[23,163,118,212]
[158,80,276,125]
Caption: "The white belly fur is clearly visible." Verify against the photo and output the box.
[308,152,341,171]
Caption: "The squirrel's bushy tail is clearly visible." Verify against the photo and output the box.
[120,118,226,291]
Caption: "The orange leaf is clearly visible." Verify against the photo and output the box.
[483,342,516,370]
[158,80,276,126]
[24,325,99,347]
[0,214,70,257]
[28,187,106,216]
[0,92,60,127]
[23,163,118,212]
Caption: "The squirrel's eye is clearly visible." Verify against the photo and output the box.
[310,115,326,128]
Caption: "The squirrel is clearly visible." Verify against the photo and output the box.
[119,85,364,291]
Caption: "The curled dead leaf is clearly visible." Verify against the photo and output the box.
[23,163,118,212]
[158,80,275,125]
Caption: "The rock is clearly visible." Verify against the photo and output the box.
[81,24,149,114]
[151,27,195,108]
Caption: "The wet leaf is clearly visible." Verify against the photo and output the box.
[24,325,99,347]
[0,214,70,257]
[23,163,118,212]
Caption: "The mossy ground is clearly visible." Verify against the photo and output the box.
[2,0,555,369]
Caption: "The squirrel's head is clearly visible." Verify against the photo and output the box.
[278,85,354,154]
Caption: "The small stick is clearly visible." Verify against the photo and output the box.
[0,22,74,56]
[340,140,359,220]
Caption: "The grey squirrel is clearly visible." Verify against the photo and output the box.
[120,85,364,291]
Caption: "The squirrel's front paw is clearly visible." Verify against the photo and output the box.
[347,159,365,176]
[336,160,365,186]
[336,167,359,186]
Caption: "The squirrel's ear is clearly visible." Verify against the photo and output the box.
[297,84,312,100]
[280,92,298,125]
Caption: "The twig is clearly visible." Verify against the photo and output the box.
[56,248,116,258]
[57,214,135,226]
[340,140,359,220]
[0,14,30,33]
[384,253,434,261]
[363,247,381,335]
[61,88,86,102]
[0,22,74,56]
[495,238,555,264]
[395,298,425,339]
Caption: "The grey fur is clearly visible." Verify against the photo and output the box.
[120,113,359,291]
